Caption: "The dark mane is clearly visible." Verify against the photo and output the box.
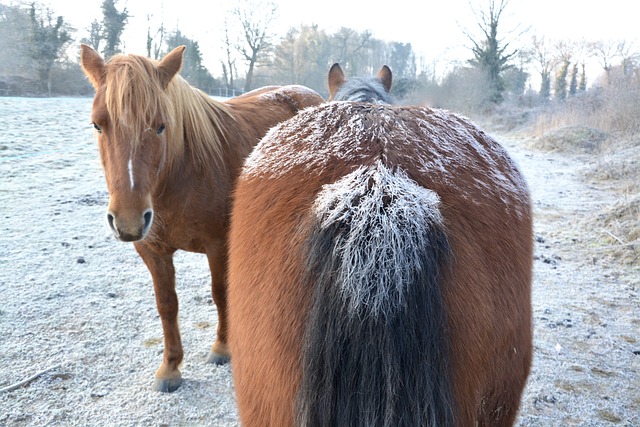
[332,76,392,103]
[328,63,393,104]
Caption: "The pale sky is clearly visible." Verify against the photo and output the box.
[48,0,636,80]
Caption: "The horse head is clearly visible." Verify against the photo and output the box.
[327,63,393,102]
[80,45,185,242]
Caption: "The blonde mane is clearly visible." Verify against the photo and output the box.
[103,53,230,171]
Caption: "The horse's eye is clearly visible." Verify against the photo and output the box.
[156,123,166,135]
[93,123,102,133]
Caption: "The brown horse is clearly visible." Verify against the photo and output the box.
[80,44,323,392]
[227,66,533,425]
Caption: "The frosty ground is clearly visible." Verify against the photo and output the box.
[0,97,638,426]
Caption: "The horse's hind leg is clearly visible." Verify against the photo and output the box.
[477,372,530,426]
[205,242,231,365]
[135,242,183,392]
[477,400,522,427]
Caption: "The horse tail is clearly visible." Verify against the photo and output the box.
[296,160,456,427]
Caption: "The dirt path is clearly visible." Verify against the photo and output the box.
[0,98,638,426]
[499,132,640,426]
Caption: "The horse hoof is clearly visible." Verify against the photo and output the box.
[206,351,230,365]
[152,377,182,393]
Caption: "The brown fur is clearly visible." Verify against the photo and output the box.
[80,44,324,392]
[228,102,533,425]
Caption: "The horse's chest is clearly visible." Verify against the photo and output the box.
[149,210,222,254]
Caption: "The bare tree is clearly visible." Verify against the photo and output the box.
[590,39,620,85]
[221,18,237,91]
[145,14,164,59]
[554,40,574,64]
[232,0,278,92]
[530,35,555,100]
[331,27,373,74]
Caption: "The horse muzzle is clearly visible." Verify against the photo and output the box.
[107,209,154,242]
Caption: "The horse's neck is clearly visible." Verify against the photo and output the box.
[156,108,244,204]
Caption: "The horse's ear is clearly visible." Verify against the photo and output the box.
[80,44,105,89]
[158,45,185,89]
[328,63,346,100]
[377,65,392,93]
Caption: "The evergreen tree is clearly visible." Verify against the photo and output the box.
[503,66,528,99]
[389,42,415,79]
[554,60,569,102]
[165,31,217,93]
[101,0,128,58]
[540,72,551,101]
[270,26,299,84]
[28,3,73,95]
[467,0,517,104]
[578,63,587,92]
[80,20,102,52]
[270,24,330,89]
[0,4,31,79]
[568,63,578,96]
[263,25,417,95]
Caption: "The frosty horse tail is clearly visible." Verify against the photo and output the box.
[228,67,533,426]
[297,161,455,426]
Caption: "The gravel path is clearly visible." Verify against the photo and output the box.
[0,97,638,426]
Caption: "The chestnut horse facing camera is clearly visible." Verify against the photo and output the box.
[228,65,533,426]
[80,44,323,393]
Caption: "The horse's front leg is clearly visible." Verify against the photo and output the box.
[205,241,231,365]
[135,242,183,392]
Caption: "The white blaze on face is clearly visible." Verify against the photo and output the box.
[128,157,135,190]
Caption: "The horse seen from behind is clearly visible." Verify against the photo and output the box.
[80,44,324,392]
[227,64,533,425]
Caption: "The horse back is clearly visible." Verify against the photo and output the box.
[224,85,324,142]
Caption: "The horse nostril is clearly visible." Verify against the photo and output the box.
[143,210,154,230]
[107,212,116,232]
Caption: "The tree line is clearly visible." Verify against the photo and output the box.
[1,0,638,115]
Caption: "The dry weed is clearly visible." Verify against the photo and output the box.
[532,125,608,154]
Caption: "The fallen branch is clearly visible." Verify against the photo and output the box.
[0,364,61,393]
[602,229,626,245]
[591,239,639,252]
